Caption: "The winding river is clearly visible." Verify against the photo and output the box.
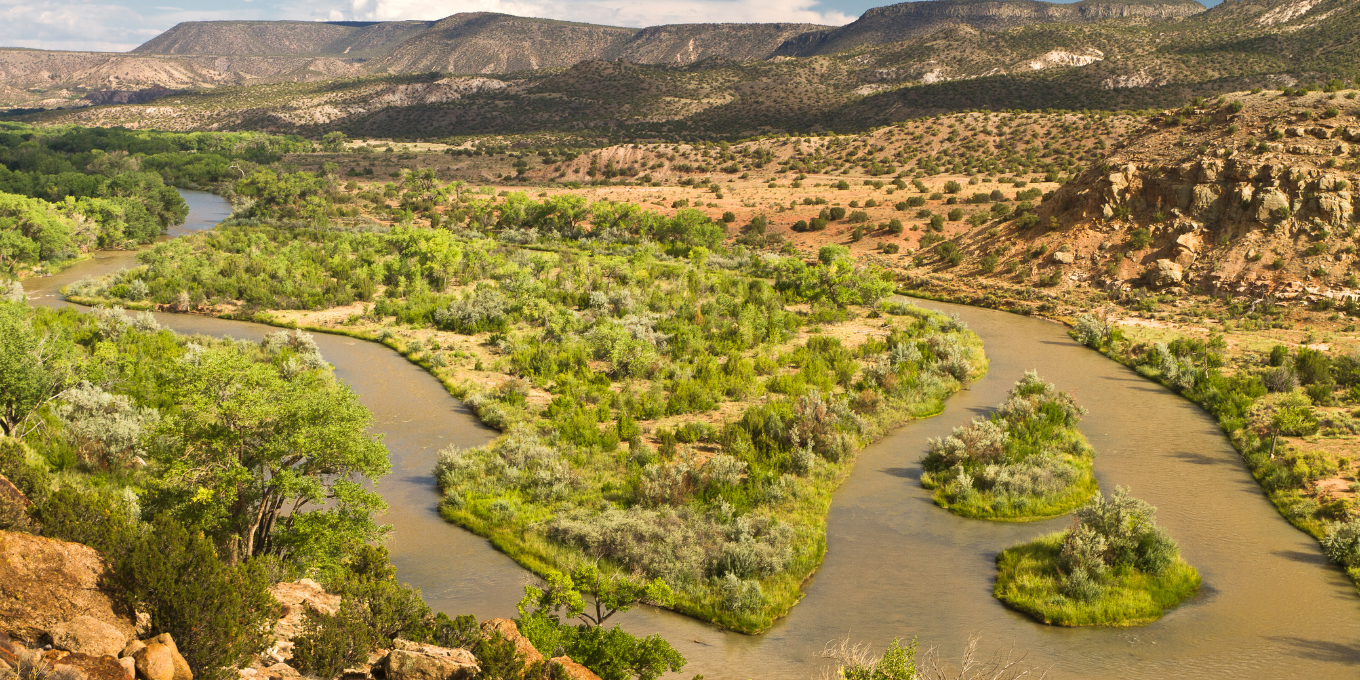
[23,190,1360,679]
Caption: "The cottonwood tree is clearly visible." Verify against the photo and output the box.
[149,342,389,570]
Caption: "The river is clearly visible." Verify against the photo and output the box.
[23,190,1360,679]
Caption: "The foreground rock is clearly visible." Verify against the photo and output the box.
[51,616,130,658]
[0,531,136,646]
[384,640,478,680]
[127,634,192,680]
[548,656,603,680]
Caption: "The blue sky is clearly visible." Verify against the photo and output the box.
[1,0,1210,53]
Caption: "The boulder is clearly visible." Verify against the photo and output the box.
[548,657,601,680]
[133,645,176,680]
[1052,250,1075,264]
[384,640,478,680]
[478,619,542,667]
[1148,259,1183,287]
[52,616,129,658]
[0,531,137,646]
[132,637,190,680]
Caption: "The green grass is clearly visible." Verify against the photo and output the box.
[994,531,1201,627]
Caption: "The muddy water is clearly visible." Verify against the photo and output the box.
[24,191,1360,679]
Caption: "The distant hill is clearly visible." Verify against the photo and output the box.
[366,13,638,74]
[132,20,433,58]
[776,0,1205,56]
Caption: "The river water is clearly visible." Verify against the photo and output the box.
[23,191,1360,679]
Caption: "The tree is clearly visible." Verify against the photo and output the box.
[149,342,390,570]
[519,563,674,628]
[321,132,348,153]
[0,303,70,438]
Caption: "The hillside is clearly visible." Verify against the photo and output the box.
[131,20,433,58]
[12,0,1360,135]
[775,0,1206,57]
[909,88,1360,309]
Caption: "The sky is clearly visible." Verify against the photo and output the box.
[1,0,1211,53]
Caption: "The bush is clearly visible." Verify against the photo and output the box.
[112,515,279,680]
[290,606,376,680]
[1128,228,1152,250]
[1295,348,1332,385]
[1269,344,1289,367]
[1323,518,1360,569]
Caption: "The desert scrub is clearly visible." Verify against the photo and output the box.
[994,488,1199,627]
[431,300,985,634]
[920,371,1096,520]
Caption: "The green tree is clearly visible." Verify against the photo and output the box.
[150,343,390,570]
[518,563,674,627]
[0,303,70,438]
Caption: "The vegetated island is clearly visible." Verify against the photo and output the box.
[994,487,1200,627]
[920,371,1097,520]
[69,180,988,633]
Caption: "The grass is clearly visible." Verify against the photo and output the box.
[994,531,1201,627]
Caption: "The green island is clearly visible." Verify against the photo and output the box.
[993,487,1201,627]
[62,158,987,633]
[920,371,1097,520]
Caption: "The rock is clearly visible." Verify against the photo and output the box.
[269,580,340,644]
[47,652,131,680]
[548,657,601,680]
[52,616,129,658]
[132,638,189,680]
[119,657,136,680]
[134,645,176,680]
[121,641,146,660]
[385,640,478,680]
[260,663,300,680]
[1148,259,1183,287]
[478,619,543,667]
[1052,250,1075,264]
[0,531,137,646]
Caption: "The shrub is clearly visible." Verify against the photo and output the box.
[1323,518,1360,569]
[1128,228,1152,250]
[112,515,279,679]
[1269,344,1289,367]
[290,606,376,679]
[1295,347,1332,385]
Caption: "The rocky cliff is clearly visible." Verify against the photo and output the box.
[1023,90,1359,301]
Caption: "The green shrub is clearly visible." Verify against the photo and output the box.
[1270,345,1289,367]
[1323,518,1360,569]
[290,606,376,680]
[1295,348,1332,385]
[112,515,279,680]
[1128,228,1152,250]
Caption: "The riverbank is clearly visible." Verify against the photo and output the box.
[899,282,1360,592]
